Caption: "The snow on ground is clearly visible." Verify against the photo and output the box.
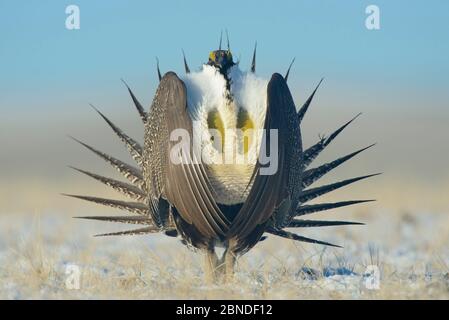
[0,209,448,299]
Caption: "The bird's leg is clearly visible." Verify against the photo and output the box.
[216,248,227,275]
[224,242,237,282]
[203,248,219,283]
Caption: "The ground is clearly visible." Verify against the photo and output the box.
[0,208,448,299]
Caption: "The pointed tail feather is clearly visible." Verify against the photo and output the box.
[156,57,162,81]
[120,79,147,123]
[226,29,230,51]
[266,228,341,248]
[288,219,364,228]
[69,136,144,188]
[90,104,143,166]
[182,50,190,73]
[69,166,146,201]
[284,58,295,82]
[298,173,381,204]
[251,42,257,73]
[302,144,375,188]
[297,78,324,124]
[295,199,375,216]
[62,194,149,215]
[94,226,161,237]
[75,215,153,225]
[302,113,362,167]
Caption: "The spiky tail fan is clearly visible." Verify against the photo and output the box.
[66,81,175,236]
[66,74,376,247]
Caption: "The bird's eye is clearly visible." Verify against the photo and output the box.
[237,110,254,154]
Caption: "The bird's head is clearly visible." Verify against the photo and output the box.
[207,49,235,76]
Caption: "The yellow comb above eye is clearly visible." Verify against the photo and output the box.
[237,109,254,154]
[207,110,225,152]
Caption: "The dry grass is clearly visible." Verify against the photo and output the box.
[0,208,448,299]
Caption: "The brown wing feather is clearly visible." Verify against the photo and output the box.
[149,72,229,241]
[228,73,302,247]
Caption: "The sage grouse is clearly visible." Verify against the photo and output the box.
[66,37,377,280]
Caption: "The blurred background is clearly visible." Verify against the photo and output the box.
[1,0,448,217]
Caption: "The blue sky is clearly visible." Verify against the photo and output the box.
[0,0,448,181]
[1,0,448,114]
[1,1,449,213]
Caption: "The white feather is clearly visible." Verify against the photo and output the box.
[181,65,268,204]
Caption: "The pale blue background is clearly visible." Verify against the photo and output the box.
[1,0,448,112]
[0,0,448,214]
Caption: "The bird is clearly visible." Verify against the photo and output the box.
[65,34,377,282]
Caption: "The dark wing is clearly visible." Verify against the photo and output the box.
[228,73,302,247]
[146,72,229,241]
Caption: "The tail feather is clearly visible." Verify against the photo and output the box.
[75,215,153,225]
[302,113,362,167]
[121,79,147,123]
[90,104,143,166]
[67,72,375,245]
[284,57,295,82]
[69,136,144,188]
[295,199,375,216]
[251,42,257,73]
[156,57,162,81]
[62,194,149,215]
[69,166,146,201]
[297,78,324,124]
[288,219,364,228]
[182,50,190,73]
[302,144,375,188]
[266,228,341,248]
[298,173,380,204]
[94,226,161,237]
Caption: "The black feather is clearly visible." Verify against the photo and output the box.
[120,79,147,123]
[296,199,375,216]
[266,228,342,248]
[302,113,362,167]
[251,42,257,73]
[288,219,364,228]
[302,144,375,188]
[94,226,160,237]
[297,78,323,123]
[62,194,149,215]
[298,173,381,204]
